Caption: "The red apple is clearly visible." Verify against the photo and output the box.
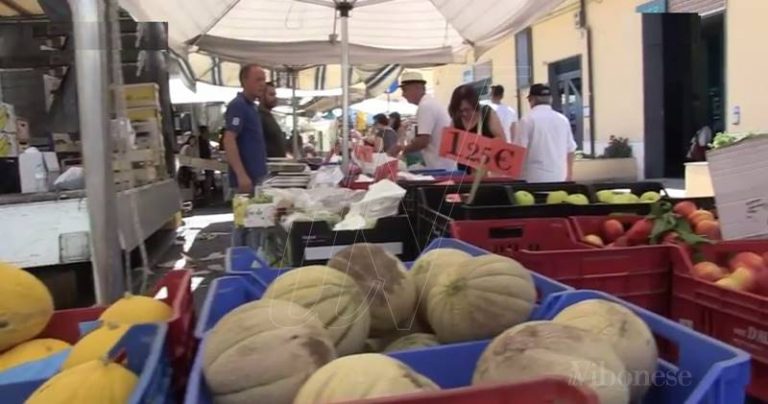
[729,252,766,273]
[674,201,698,218]
[725,267,758,292]
[694,220,722,240]
[688,210,715,227]
[601,219,625,243]
[582,234,605,248]
[612,236,630,248]
[625,218,653,245]
[691,261,728,282]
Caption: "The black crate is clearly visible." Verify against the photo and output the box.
[415,184,521,248]
[574,181,669,216]
[282,216,419,266]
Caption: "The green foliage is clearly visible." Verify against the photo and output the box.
[600,136,633,159]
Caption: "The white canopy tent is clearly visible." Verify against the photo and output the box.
[120,0,565,168]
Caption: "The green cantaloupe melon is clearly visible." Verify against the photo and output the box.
[0,262,54,351]
[410,248,471,316]
[383,333,439,353]
[263,265,370,355]
[552,299,658,401]
[473,321,630,404]
[203,299,336,404]
[426,254,536,343]
[293,353,439,403]
[327,244,416,337]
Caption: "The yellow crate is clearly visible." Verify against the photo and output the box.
[119,83,160,108]
[127,106,161,123]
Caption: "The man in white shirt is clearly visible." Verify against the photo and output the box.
[513,84,577,183]
[489,85,518,142]
[394,72,457,170]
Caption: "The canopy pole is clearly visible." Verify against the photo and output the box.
[291,68,300,158]
[338,2,352,173]
[69,0,125,304]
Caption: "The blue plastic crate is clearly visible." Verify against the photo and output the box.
[390,290,751,404]
[224,237,572,299]
[0,323,169,404]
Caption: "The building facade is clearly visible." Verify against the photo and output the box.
[430,0,766,179]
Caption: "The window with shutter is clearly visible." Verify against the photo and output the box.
[668,0,725,14]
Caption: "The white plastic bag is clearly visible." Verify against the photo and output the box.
[53,167,85,191]
[347,180,406,222]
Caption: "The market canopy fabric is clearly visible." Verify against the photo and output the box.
[119,0,565,66]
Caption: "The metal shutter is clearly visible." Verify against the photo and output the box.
[668,0,725,14]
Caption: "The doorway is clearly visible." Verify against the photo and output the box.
[642,12,725,178]
[548,57,584,150]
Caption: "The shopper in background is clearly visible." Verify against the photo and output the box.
[448,84,505,173]
[512,84,577,183]
[197,125,215,199]
[222,64,268,195]
[372,113,399,156]
[258,81,287,158]
[489,85,518,142]
[394,71,456,170]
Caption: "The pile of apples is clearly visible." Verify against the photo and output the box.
[581,200,722,248]
[692,252,768,295]
[671,201,722,241]
[582,218,653,248]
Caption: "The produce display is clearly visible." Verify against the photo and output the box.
[293,354,440,403]
[382,333,440,353]
[0,262,54,351]
[473,321,631,404]
[202,299,336,404]
[410,248,471,314]
[263,265,370,355]
[0,338,70,372]
[691,251,768,295]
[25,358,139,404]
[326,243,417,336]
[0,260,175,402]
[426,254,536,343]
[581,200,721,248]
[514,189,661,206]
[552,299,658,401]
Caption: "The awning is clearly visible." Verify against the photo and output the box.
[119,0,565,66]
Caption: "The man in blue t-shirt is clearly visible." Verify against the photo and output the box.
[222,64,268,195]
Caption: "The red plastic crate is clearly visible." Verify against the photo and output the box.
[671,241,768,401]
[513,245,678,316]
[449,217,589,254]
[37,269,195,399]
[569,215,645,242]
[355,378,598,404]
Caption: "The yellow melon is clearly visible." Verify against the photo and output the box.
[0,261,54,351]
[0,338,70,371]
[99,294,173,324]
[61,322,130,370]
[26,358,138,404]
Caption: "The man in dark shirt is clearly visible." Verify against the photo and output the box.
[258,82,287,158]
[222,64,268,195]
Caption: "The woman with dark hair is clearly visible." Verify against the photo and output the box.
[448,84,505,172]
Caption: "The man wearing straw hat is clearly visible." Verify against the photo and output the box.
[394,72,456,170]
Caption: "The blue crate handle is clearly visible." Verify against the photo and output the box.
[194,273,269,339]
[226,246,270,272]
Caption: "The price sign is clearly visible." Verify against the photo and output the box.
[374,159,399,182]
[353,144,374,163]
[439,127,526,177]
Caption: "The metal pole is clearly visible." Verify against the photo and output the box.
[339,3,352,172]
[69,0,125,304]
[292,68,300,158]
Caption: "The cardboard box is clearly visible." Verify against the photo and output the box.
[707,135,768,240]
